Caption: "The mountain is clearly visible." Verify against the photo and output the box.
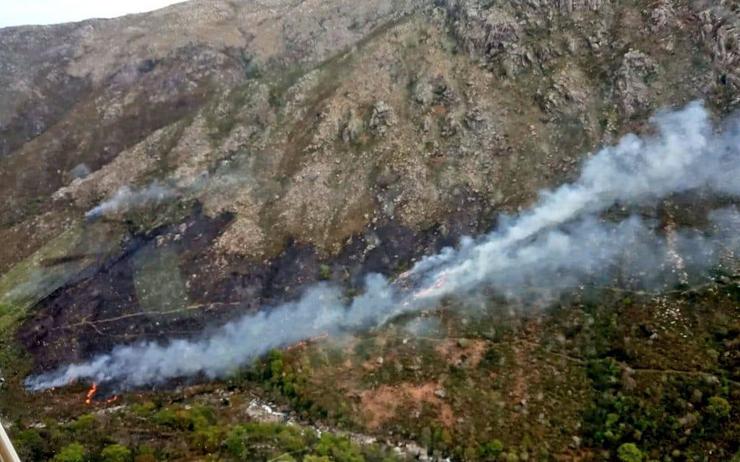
[0,1,738,460]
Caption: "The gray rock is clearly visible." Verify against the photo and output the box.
[616,49,659,117]
[369,100,396,136]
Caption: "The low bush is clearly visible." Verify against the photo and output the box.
[101,444,133,462]
[53,443,86,462]
[616,442,643,462]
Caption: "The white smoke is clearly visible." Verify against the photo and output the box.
[85,182,175,219]
[26,101,740,390]
[404,101,739,299]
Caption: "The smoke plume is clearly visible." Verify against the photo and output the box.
[85,182,175,219]
[404,101,739,299]
[27,101,740,391]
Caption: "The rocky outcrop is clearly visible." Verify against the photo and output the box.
[445,1,524,73]
[697,5,740,106]
[368,101,396,137]
[615,49,660,117]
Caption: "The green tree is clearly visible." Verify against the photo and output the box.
[15,429,46,461]
[617,443,644,462]
[152,408,178,427]
[53,443,86,462]
[479,439,504,459]
[70,414,96,434]
[224,426,249,459]
[101,444,132,462]
[314,434,364,462]
[191,425,222,453]
[706,396,731,419]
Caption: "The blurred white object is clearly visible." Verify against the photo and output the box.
[0,423,20,462]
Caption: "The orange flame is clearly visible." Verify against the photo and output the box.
[105,395,119,405]
[84,383,98,405]
[413,274,448,299]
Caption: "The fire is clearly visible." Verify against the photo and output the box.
[105,395,119,405]
[413,274,448,299]
[84,383,98,405]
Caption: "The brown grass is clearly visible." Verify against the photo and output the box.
[359,381,455,429]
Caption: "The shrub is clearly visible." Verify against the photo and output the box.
[224,422,310,460]
[318,264,332,281]
[134,445,157,462]
[189,405,217,431]
[224,427,245,459]
[131,401,157,416]
[70,414,96,433]
[190,425,223,453]
[314,433,364,462]
[479,439,504,459]
[706,396,731,419]
[617,443,644,462]
[53,443,86,462]
[479,347,502,369]
[152,408,179,428]
[587,358,621,390]
[101,444,132,462]
[269,351,285,381]
[222,422,396,462]
[15,429,46,461]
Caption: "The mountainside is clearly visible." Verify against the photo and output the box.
[0,1,739,461]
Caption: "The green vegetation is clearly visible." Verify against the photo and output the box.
[15,429,46,461]
[318,264,332,281]
[235,350,326,420]
[13,399,399,462]
[5,283,738,461]
[479,439,504,459]
[616,443,644,462]
[101,444,133,462]
[53,443,86,462]
[224,422,309,460]
[706,396,731,419]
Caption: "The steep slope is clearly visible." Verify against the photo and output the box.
[3,0,737,368]
[0,0,739,460]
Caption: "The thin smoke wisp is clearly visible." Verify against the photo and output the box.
[85,182,175,219]
[27,101,740,391]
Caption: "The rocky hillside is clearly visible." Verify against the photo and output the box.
[0,0,738,460]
